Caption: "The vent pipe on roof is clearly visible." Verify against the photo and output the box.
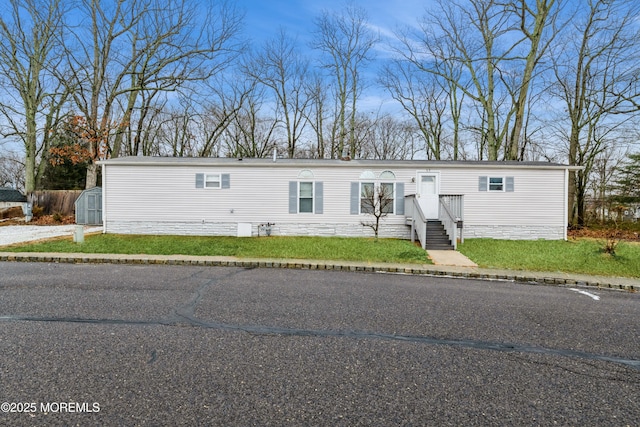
[273,146,277,162]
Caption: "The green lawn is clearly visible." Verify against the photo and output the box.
[1,234,430,264]
[458,238,640,278]
[3,233,639,278]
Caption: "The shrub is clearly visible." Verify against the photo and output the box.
[32,205,45,218]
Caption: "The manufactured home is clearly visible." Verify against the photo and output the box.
[98,157,578,249]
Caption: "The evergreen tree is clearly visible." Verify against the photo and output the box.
[612,153,640,203]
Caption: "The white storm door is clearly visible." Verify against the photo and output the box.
[418,173,439,219]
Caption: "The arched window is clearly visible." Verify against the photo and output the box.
[379,170,396,180]
[298,169,314,179]
[359,170,376,180]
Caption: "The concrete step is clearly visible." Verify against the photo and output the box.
[426,244,454,250]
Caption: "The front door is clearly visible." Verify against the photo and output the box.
[417,173,439,219]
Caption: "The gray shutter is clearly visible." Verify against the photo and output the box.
[395,182,404,215]
[289,181,297,214]
[505,176,514,192]
[350,182,360,214]
[314,182,323,214]
[195,173,204,188]
[478,176,488,191]
[221,174,230,189]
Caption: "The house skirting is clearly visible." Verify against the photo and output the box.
[463,225,564,240]
[104,221,412,240]
[103,221,564,241]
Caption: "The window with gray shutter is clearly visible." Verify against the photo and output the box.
[314,182,323,214]
[478,176,488,191]
[505,176,514,192]
[195,173,204,188]
[221,174,230,189]
[350,182,360,214]
[289,181,297,213]
[395,182,405,215]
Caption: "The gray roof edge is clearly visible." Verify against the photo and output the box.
[0,187,28,202]
[98,156,582,170]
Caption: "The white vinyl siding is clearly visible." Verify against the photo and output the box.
[101,159,568,240]
[106,166,416,227]
[448,168,565,228]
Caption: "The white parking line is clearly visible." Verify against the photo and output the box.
[569,288,600,301]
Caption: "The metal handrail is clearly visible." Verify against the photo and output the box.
[405,194,464,251]
[405,195,427,249]
[439,198,458,250]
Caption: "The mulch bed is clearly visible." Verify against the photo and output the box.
[0,215,76,226]
[568,227,640,242]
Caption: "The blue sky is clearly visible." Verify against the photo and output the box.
[236,0,430,49]
[234,0,433,113]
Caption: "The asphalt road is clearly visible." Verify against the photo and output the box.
[0,262,638,426]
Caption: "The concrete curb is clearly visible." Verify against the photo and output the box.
[1,252,637,292]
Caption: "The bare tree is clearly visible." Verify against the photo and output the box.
[223,87,278,158]
[550,0,640,225]
[380,61,449,159]
[243,29,311,158]
[0,0,68,192]
[504,0,561,159]
[312,4,378,158]
[304,74,331,158]
[64,0,244,188]
[0,151,26,191]
[396,0,561,161]
[360,183,395,239]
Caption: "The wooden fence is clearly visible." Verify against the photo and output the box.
[28,190,83,216]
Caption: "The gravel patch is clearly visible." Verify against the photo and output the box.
[0,225,102,246]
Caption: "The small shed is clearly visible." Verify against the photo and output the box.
[0,187,27,209]
[75,187,102,225]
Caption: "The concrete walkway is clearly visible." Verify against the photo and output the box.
[0,251,637,292]
[0,225,103,246]
[427,250,478,267]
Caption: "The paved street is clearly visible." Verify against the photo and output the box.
[0,262,638,425]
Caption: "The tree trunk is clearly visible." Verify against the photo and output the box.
[85,162,99,189]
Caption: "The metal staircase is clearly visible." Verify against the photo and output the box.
[425,220,454,250]
[405,194,464,251]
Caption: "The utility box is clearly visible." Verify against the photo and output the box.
[237,223,252,237]
[75,187,102,225]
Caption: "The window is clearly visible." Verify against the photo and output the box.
[195,173,230,189]
[351,170,403,215]
[205,174,221,188]
[360,182,395,214]
[359,170,376,180]
[489,177,503,191]
[478,176,514,192]
[379,170,396,180]
[289,181,323,214]
[360,182,375,214]
[299,182,313,213]
[298,169,314,179]
[380,183,395,213]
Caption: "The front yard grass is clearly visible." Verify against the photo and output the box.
[1,234,430,264]
[3,233,639,278]
[458,238,640,278]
